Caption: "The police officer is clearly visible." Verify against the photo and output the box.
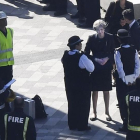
[126,78,140,140]
[115,29,140,132]
[1,96,36,140]
[62,36,94,131]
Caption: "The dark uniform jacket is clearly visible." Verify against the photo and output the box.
[85,33,115,70]
[129,21,140,51]
[126,89,140,130]
[62,51,90,92]
[105,1,133,34]
[117,46,135,75]
[1,108,36,140]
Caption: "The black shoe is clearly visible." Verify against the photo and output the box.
[54,11,67,17]
[106,115,112,121]
[119,126,127,132]
[78,126,91,131]
[90,116,97,121]
[71,12,79,19]
[78,16,86,23]
[69,127,77,130]
[42,5,56,11]
[77,22,92,29]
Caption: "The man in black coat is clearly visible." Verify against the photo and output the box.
[126,78,140,140]
[78,0,100,28]
[1,96,36,140]
[43,0,67,17]
[122,9,140,51]
[70,0,85,23]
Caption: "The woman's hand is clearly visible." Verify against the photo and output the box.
[100,57,109,65]
[95,58,103,65]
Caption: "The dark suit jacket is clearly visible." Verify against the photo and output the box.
[105,1,134,24]
[129,21,140,51]
[84,32,115,63]
[105,1,133,34]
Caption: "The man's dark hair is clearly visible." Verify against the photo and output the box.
[136,78,140,90]
[122,9,134,21]
[14,96,24,108]
[69,43,80,50]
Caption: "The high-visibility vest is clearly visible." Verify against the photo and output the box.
[126,94,140,131]
[4,114,29,140]
[0,28,14,67]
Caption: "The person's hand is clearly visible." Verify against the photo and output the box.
[120,19,126,27]
[95,58,103,65]
[100,57,109,65]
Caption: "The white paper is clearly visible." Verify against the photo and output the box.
[3,79,16,90]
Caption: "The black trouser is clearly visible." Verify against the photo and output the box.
[0,65,13,112]
[0,65,13,85]
[126,130,140,140]
[50,0,67,12]
[66,89,91,129]
[116,77,135,127]
[84,0,100,26]
[76,0,85,17]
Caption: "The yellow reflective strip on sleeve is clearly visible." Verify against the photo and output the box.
[23,117,29,140]
[0,48,13,54]
[0,57,14,63]
[128,124,140,131]
[126,95,129,106]
[4,114,8,140]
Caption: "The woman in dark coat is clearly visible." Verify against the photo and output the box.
[84,19,115,121]
[105,0,133,48]
[105,0,133,34]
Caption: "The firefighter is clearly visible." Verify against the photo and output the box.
[126,78,140,140]
[1,96,36,140]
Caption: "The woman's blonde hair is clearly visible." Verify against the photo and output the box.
[93,19,106,31]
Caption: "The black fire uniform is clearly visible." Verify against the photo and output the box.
[1,108,36,140]
[126,90,140,140]
[0,87,10,136]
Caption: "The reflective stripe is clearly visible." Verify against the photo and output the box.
[128,125,140,131]
[23,117,29,140]
[126,95,129,106]
[0,89,4,94]
[0,103,5,109]
[0,57,14,63]
[0,48,13,54]
[4,114,8,140]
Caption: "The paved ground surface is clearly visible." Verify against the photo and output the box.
[0,0,126,139]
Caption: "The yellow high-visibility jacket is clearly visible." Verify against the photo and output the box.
[0,28,14,67]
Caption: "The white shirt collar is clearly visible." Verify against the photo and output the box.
[129,20,136,28]
[121,44,130,48]
[68,49,79,55]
